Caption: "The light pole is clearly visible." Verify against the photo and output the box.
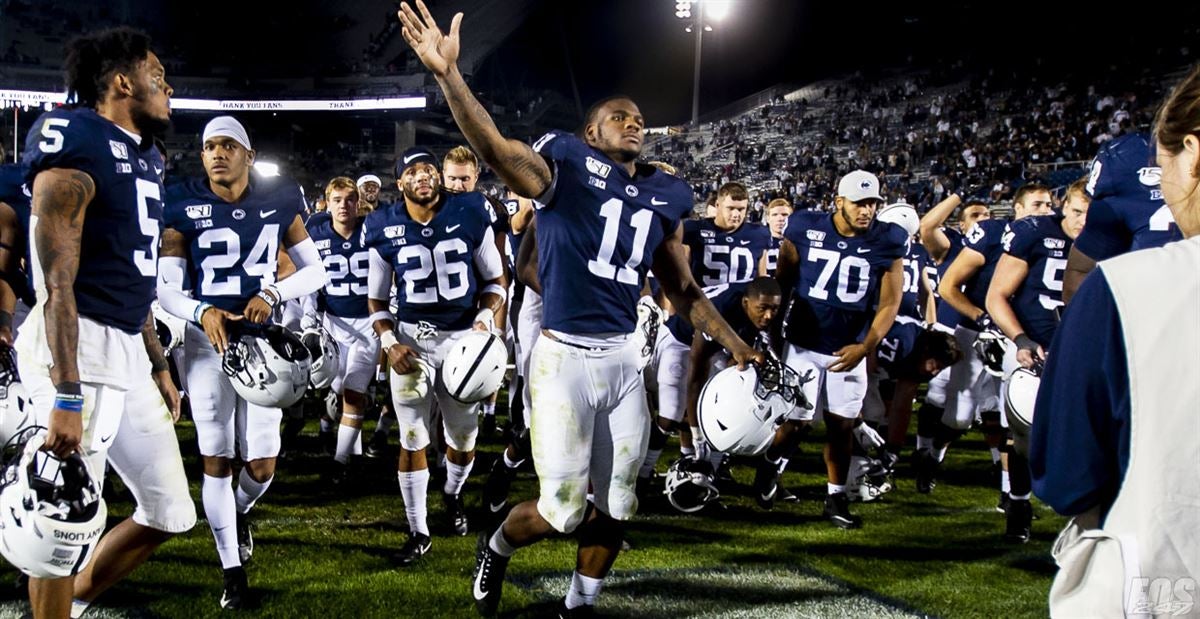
[676,1,730,126]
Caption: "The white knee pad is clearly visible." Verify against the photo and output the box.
[396,418,432,451]
[440,398,480,453]
[537,489,588,534]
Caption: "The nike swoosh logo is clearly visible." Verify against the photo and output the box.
[446,224,461,233]
[651,198,668,206]
[260,210,277,219]
[488,500,507,513]
[739,240,751,245]
[856,248,871,254]
[473,566,489,600]
[99,433,114,444]
[404,153,422,164]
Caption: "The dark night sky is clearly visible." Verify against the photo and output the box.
[472,0,1200,125]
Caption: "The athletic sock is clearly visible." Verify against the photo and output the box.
[502,449,524,470]
[488,526,517,557]
[235,469,273,514]
[564,571,604,609]
[398,469,430,536]
[202,474,241,568]
[827,483,846,495]
[1001,470,1011,494]
[443,459,474,496]
[334,422,362,464]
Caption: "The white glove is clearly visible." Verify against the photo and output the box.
[853,422,885,451]
[300,312,321,331]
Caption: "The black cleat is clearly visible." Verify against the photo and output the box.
[364,431,388,459]
[823,492,863,529]
[220,566,249,610]
[235,512,254,565]
[996,490,1011,514]
[915,449,939,494]
[445,493,469,536]
[753,460,780,510]
[482,459,514,515]
[395,532,432,566]
[1005,499,1032,543]
[327,460,350,487]
[557,598,595,618]
[472,530,510,617]
[777,485,799,503]
[481,414,498,438]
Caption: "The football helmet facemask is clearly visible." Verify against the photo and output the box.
[973,329,1006,377]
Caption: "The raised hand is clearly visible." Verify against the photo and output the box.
[397,0,463,78]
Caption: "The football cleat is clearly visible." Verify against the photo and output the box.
[777,485,799,503]
[236,512,254,565]
[220,566,249,610]
[364,430,388,459]
[752,459,779,510]
[823,492,863,529]
[557,598,596,618]
[472,530,510,616]
[915,449,939,494]
[482,459,514,515]
[996,490,1011,514]
[1005,499,1032,543]
[445,493,469,536]
[396,532,432,566]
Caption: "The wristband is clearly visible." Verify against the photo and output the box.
[256,288,280,309]
[380,330,399,352]
[54,393,84,413]
[1014,333,1039,353]
[480,283,508,302]
[54,381,82,396]
[369,310,394,325]
[194,302,213,324]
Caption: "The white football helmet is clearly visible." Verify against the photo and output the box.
[0,431,107,578]
[663,457,719,514]
[300,327,340,390]
[0,382,31,448]
[973,329,1007,377]
[876,202,920,237]
[1005,364,1042,456]
[441,331,507,404]
[151,300,186,355]
[697,359,811,456]
[631,297,664,371]
[390,358,435,406]
[222,324,312,408]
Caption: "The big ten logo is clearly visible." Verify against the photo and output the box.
[1127,577,1196,616]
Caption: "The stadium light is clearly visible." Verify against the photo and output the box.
[705,0,733,21]
[254,161,281,177]
[674,0,733,125]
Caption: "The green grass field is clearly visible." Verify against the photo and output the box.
[0,408,1066,619]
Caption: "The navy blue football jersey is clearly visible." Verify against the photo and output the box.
[930,226,966,330]
[531,130,692,334]
[897,241,930,322]
[0,164,34,307]
[1002,214,1072,347]
[363,191,494,330]
[502,198,524,270]
[665,282,756,346]
[959,218,1009,328]
[683,218,771,286]
[1076,133,1179,260]
[874,318,923,377]
[764,235,783,277]
[306,212,369,318]
[23,107,165,334]
[782,212,909,354]
[164,175,304,313]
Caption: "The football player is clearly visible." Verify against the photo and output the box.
[985,178,1089,541]
[304,177,378,482]
[14,27,191,619]
[1062,133,1181,302]
[158,115,327,608]
[356,174,383,213]
[926,183,1053,498]
[683,181,771,286]
[0,163,34,338]
[763,198,792,277]
[913,190,991,469]
[363,147,505,563]
[761,169,908,529]
[638,278,782,490]
[397,3,761,615]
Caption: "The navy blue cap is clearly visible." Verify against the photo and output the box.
[395,147,438,177]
